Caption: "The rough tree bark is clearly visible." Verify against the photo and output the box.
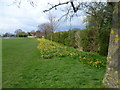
[103,2,120,88]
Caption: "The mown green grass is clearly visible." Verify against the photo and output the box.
[0,37,2,88]
[2,38,106,88]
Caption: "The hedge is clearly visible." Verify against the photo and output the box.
[46,28,110,56]
[75,29,99,52]
[46,30,78,48]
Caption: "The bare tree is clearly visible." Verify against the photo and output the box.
[48,13,59,33]
[38,23,53,38]
[14,29,23,34]
[47,13,60,41]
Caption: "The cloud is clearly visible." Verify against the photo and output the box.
[0,0,86,34]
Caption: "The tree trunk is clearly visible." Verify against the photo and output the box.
[103,2,120,88]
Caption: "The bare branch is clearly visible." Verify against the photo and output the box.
[57,8,70,21]
[27,0,37,7]
[8,0,21,8]
[43,1,70,12]
[70,1,76,12]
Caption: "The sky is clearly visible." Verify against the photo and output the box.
[0,0,88,34]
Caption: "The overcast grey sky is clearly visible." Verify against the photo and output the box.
[0,0,88,34]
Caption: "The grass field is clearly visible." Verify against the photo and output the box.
[0,38,2,88]
[2,38,106,88]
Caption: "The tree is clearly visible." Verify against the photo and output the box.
[47,13,59,40]
[16,32,28,37]
[38,23,53,38]
[3,33,15,37]
[83,2,115,29]
[82,2,114,56]
[14,29,23,34]
[103,2,120,88]
[48,13,59,33]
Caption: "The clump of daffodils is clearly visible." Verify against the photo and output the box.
[37,38,79,59]
[37,38,107,69]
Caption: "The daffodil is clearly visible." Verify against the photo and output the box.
[107,56,112,59]
[107,68,111,70]
[111,30,115,34]
[115,34,118,38]
[115,71,118,74]
[109,61,112,63]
